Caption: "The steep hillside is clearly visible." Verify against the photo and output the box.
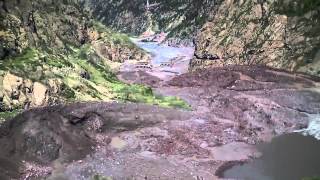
[190,0,320,76]
[0,0,189,119]
[91,0,219,41]
[90,0,147,35]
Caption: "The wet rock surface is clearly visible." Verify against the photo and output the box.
[0,65,319,179]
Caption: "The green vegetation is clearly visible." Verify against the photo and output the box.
[114,85,191,109]
[91,21,136,48]
[275,0,320,16]
[0,109,22,123]
[92,175,112,180]
[0,29,190,115]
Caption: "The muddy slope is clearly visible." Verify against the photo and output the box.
[0,102,190,179]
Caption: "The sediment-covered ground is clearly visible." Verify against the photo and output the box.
[1,1,320,179]
[0,63,319,179]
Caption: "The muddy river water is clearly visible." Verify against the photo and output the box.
[222,133,320,180]
[131,38,194,65]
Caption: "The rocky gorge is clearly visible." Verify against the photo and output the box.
[0,0,320,180]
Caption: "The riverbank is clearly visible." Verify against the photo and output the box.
[118,38,194,82]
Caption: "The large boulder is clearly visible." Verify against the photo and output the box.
[31,82,48,107]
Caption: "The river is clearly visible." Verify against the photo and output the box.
[131,39,194,65]
[128,38,194,80]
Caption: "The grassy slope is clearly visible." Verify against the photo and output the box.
[0,24,190,122]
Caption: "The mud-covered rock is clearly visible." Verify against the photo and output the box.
[0,102,190,179]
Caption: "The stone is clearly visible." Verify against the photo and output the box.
[110,137,127,150]
[0,90,3,101]
[2,94,12,109]
[31,82,48,107]
[2,73,23,97]
[24,79,33,95]
[18,92,28,105]
[48,79,62,94]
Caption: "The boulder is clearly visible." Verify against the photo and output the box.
[3,73,23,99]
[31,82,48,107]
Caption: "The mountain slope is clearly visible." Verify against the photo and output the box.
[91,0,220,41]
[190,0,320,76]
[0,0,189,117]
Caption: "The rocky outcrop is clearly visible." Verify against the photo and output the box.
[90,0,148,35]
[0,0,90,59]
[191,0,320,76]
[0,0,78,110]
[0,72,62,110]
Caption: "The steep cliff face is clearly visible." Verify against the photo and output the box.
[191,0,320,76]
[0,0,187,113]
[91,0,219,40]
[152,0,218,38]
[90,0,147,35]
[0,0,89,59]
